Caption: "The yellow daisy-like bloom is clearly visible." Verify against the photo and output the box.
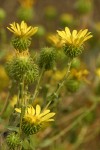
[57,27,93,47]
[71,68,90,84]
[71,68,89,80]
[7,21,38,38]
[15,104,55,124]
[48,34,64,48]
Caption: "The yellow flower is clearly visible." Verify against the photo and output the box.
[71,68,89,79]
[7,21,38,38]
[15,104,55,125]
[57,27,93,47]
[71,68,91,84]
[48,34,64,48]
[10,95,17,107]
[95,68,100,77]
[18,0,35,8]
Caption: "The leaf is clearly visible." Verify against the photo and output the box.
[7,126,19,132]
[29,135,40,149]
[22,139,30,150]
[40,139,53,148]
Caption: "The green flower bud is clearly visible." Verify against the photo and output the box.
[22,119,41,135]
[0,8,6,22]
[6,133,21,149]
[38,47,56,70]
[36,25,46,37]
[5,56,39,84]
[44,6,57,20]
[71,58,81,69]
[63,45,84,59]
[17,7,34,21]
[66,79,80,93]
[74,0,92,15]
[12,37,31,52]
[60,13,74,27]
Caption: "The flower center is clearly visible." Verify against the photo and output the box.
[24,114,40,124]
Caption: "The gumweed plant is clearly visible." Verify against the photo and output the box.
[17,0,36,21]
[0,21,92,150]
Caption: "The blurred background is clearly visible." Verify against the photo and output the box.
[1,0,100,150]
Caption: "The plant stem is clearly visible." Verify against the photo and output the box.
[0,82,12,117]
[32,66,45,102]
[19,78,25,136]
[56,61,71,95]
[47,60,72,106]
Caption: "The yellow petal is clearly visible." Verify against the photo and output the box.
[45,119,54,122]
[25,106,35,115]
[15,108,21,113]
[36,105,41,115]
[31,107,35,115]
[7,27,14,33]
[79,29,88,38]
[82,35,93,42]
[27,107,31,114]
[40,113,55,122]
[39,109,50,117]
[76,30,83,38]
[65,27,71,36]
[57,30,66,39]
[72,30,77,38]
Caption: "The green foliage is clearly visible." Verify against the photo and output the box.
[17,7,34,21]
[66,79,80,93]
[74,0,93,15]
[44,6,57,20]
[38,47,56,70]
[0,8,6,22]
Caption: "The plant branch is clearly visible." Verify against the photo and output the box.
[0,82,12,117]
[31,65,45,102]
[46,59,72,106]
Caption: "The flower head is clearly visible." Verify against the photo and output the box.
[71,68,90,84]
[15,104,55,125]
[48,34,64,48]
[15,104,55,135]
[71,68,89,80]
[57,27,93,47]
[7,21,38,38]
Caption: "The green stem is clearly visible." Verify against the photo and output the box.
[32,65,45,102]
[47,60,72,106]
[56,61,71,95]
[19,79,25,136]
[0,82,12,117]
